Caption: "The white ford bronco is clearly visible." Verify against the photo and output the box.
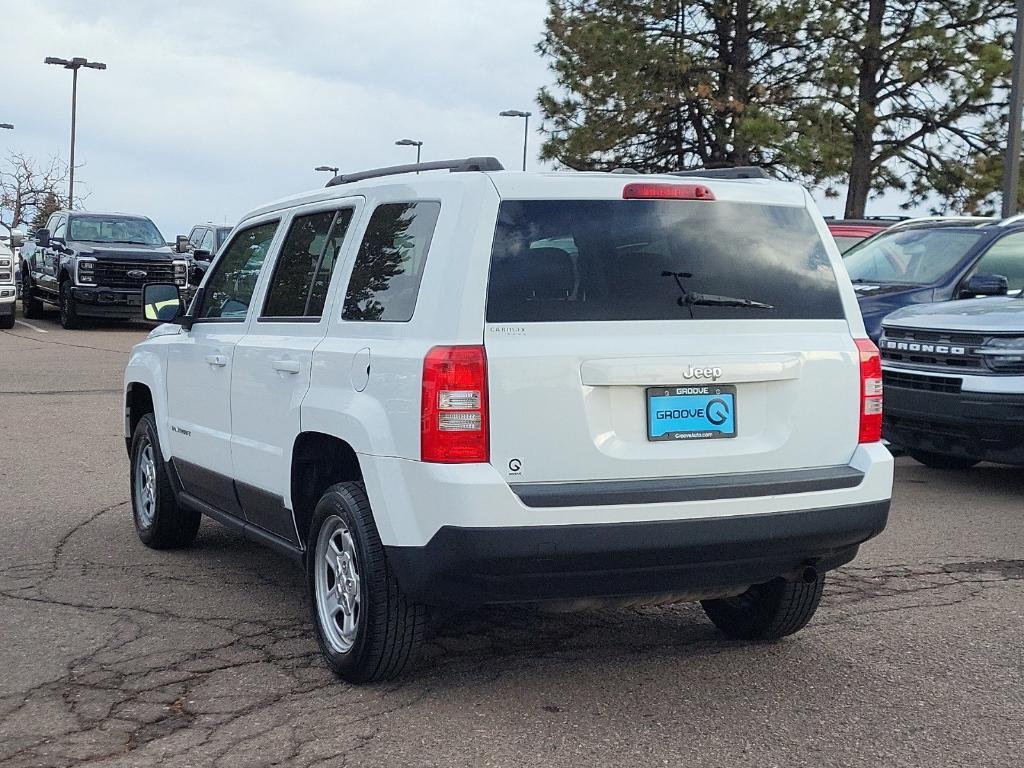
[124,158,893,682]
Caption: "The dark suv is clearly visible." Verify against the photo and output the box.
[20,211,187,329]
[843,216,1024,341]
[181,223,233,282]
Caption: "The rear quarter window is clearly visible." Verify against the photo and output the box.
[342,201,441,322]
[486,200,844,322]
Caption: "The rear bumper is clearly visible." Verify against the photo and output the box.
[70,286,143,319]
[385,500,890,607]
[884,382,1024,465]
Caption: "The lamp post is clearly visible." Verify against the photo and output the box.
[499,109,532,171]
[0,123,12,130]
[44,56,107,209]
[1002,1,1024,218]
[395,138,423,168]
[315,165,339,176]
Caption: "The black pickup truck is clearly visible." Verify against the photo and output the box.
[19,211,188,329]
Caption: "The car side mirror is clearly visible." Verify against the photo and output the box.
[11,230,25,247]
[963,273,1008,297]
[142,282,185,324]
[35,229,50,248]
[176,235,190,254]
[193,248,212,261]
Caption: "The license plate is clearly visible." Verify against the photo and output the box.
[646,385,737,441]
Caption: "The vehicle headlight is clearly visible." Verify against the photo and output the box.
[173,260,187,286]
[77,260,95,284]
[977,337,1024,372]
[0,258,11,268]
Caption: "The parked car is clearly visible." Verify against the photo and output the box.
[843,215,1024,340]
[880,295,1024,468]
[180,223,233,283]
[124,158,893,682]
[826,216,906,253]
[19,211,188,329]
[0,240,16,328]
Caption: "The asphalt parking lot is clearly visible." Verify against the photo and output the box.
[1,307,1022,768]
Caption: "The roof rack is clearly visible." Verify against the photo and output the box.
[326,156,504,187]
[671,166,770,180]
[887,215,996,231]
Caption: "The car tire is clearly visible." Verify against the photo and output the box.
[59,280,82,330]
[130,413,201,549]
[308,482,426,683]
[0,310,13,329]
[701,574,825,641]
[907,450,978,470]
[22,275,44,319]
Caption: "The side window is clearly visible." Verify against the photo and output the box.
[198,221,278,320]
[53,217,66,239]
[342,202,441,322]
[199,228,216,253]
[188,227,204,249]
[972,233,1024,294]
[45,214,60,232]
[262,209,353,319]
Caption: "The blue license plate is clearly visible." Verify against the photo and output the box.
[647,385,737,441]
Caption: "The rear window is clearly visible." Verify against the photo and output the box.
[486,200,843,322]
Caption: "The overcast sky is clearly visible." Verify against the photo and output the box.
[3,0,885,239]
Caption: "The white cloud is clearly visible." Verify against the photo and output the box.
[2,0,552,236]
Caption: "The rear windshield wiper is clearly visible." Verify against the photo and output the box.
[661,271,773,315]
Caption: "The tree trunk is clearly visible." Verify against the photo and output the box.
[731,0,753,166]
[845,0,885,218]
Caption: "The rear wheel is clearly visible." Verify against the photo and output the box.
[21,275,44,319]
[907,450,978,470]
[59,280,82,329]
[130,413,200,549]
[701,574,825,641]
[308,482,426,683]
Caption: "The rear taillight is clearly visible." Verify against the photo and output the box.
[421,345,489,463]
[856,338,883,443]
[622,182,715,200]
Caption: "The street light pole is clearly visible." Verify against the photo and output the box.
[45,56,107,209]
[1003,2,1024,218]
[499,110,532,171]
[0,123,12,130]
[315,165,339,176]
[395,139,423,170]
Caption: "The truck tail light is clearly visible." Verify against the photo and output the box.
[421,345,489,463]
[856,338,883,443]
[622,183,715,200]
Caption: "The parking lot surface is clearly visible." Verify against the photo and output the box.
[1,308,1022,768]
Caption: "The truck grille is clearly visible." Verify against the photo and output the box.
[883,370,962,393]
[92,261,177,289]
[879,327,986,372]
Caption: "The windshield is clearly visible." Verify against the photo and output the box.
[843,228,984,285]
[68,216,165,246]
[486,200,843,322]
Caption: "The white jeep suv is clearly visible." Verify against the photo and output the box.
[124,158,893,682]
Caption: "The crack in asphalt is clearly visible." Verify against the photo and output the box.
[0,329,131,355]
[0,389,122,396]
[1,502,1021,767]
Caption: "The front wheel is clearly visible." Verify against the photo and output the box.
[308,482,426,683]
[701,574,825,641]
[130,413,200,549]
[0,309,13,329]
[907,450,978,470]
[59,280,82,329]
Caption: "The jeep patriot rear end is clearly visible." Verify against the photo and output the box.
[124,158,893,682]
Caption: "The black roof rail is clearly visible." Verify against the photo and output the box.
[326,156,504,187]
[671,166,770,180]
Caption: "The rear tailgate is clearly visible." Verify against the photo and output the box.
[483,189,861,485]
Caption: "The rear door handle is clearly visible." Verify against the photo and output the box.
[205,354,228,367]
[272,360,301,374]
